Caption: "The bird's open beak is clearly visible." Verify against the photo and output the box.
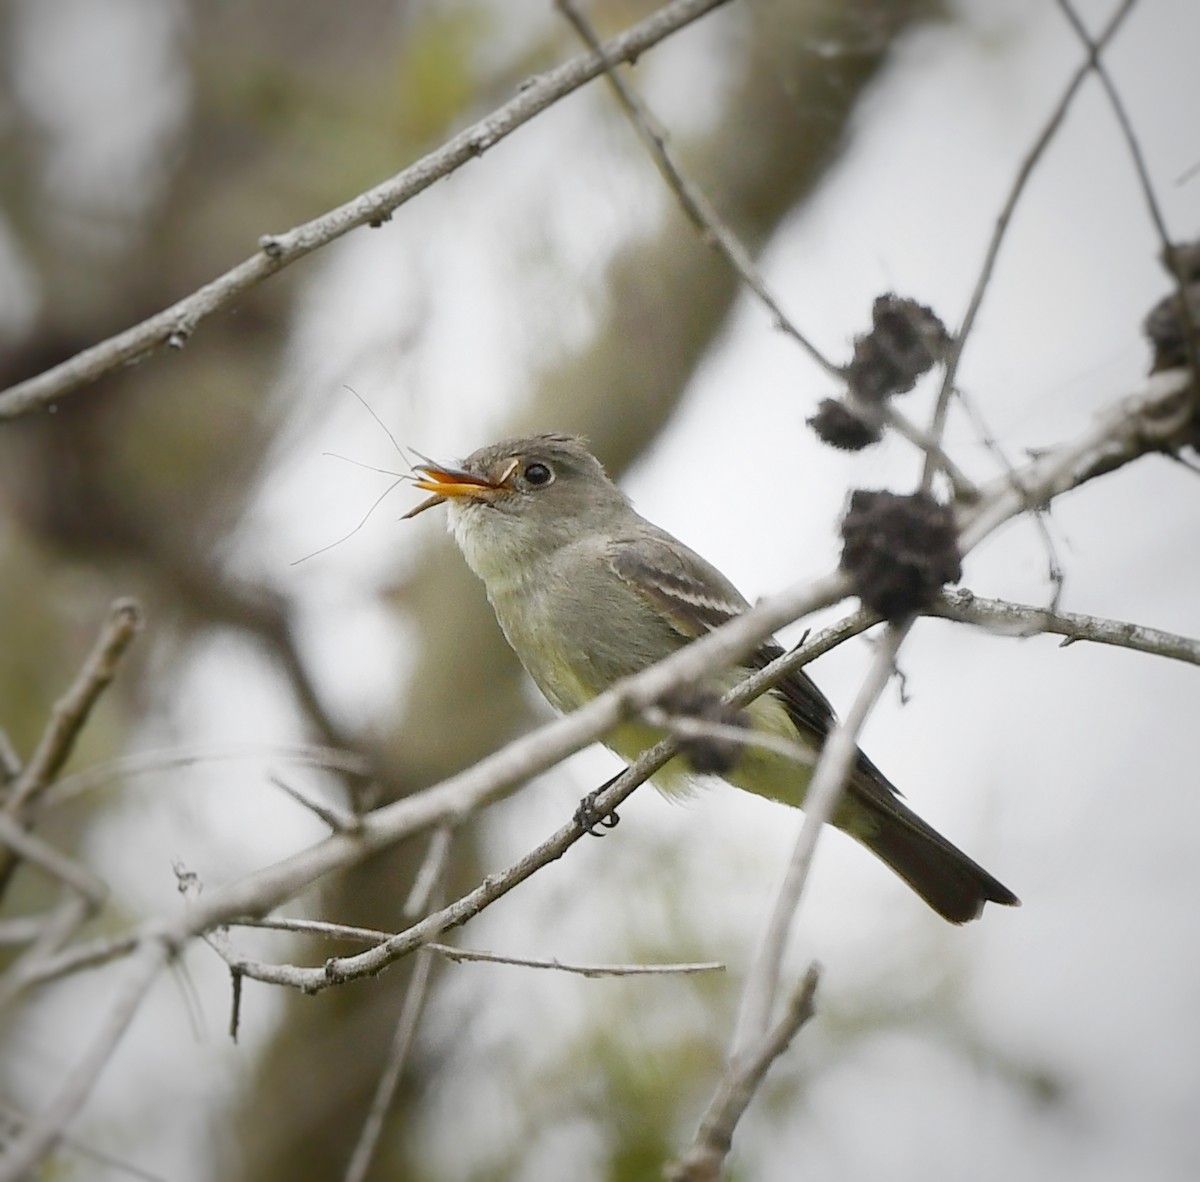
[402,463,497,519]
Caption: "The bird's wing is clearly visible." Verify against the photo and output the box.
[606,528,844,753]
[606,528,748,639]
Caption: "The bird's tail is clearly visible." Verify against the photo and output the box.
[850,784,1019,924]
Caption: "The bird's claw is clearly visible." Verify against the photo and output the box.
[574,789,620,835]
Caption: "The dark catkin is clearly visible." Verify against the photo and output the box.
[807,398,882,451]
[844,295,952,404]
[656,686,750,776]
[840,490,962,621]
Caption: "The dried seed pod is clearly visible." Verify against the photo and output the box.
[840,489,962,621]
[808,398,882,450]
[655,686,749,776]
[845,295,952,404]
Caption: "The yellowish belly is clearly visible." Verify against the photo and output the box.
[604,691,818,809]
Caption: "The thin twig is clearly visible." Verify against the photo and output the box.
[877,404,980,501]
[0,816,109,1002]
[45,743,372,809]
[933,588,1200,665]
[736,623,909,1050]
[403,826,455,918]
[343,876,447,1182]
[922,0,1138,490]
[425,944,724,978]
[0,938,170,1182]
[218,916,724,978]
[2,599,142,821]
[0,814,107,907]
[1054,0,1199,385]
[267,773,361,833]
[669,623,907,1181]
[228,966,244,1043]
[231,916,397,943]
[667,965,820,1182]
[0,731,20,786]
[555,0,840,378]
[0,0,734,421]
[958,369,1192,549]
[0,599,143,898]
[0,1101,167,1182]
[954,385,1066,607]
[0,931,142,1003]
[642,707,817,767]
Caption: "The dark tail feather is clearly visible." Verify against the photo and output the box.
[854,789,1020,924]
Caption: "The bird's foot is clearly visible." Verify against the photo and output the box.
[574,777,621,835]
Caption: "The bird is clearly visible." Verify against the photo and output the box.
[404,432,1018,924]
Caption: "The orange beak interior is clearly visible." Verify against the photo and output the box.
[402,464,497,519]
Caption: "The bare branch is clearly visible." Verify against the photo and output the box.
[208,592,858,994]
[0,938,170,1182]
[0,1101,167,1182]
[0,599,143,898]
[876,403,980,501]
[267,773,361,834]
[0,815,107,909]
[958,369,1193,550]
[159,569,848,950]
[736,623,909,1049]
[219,917,723,977]
[642,706,817,767]
[923,0,1138,487]
[555,0,840,377]
[0,931,142,1003]
[425,944,724,978]
[45,743,372,810]
[347,853,454,1182]
[0,0,734,421]
[667,965,820,1182]
[1054,0,1200,384]
[0,732,20,786]
[228,916,394,943]
[403,827,455,918]
[2,599,142,821]
[228,964,244,1043]
[934,588,1200,666]
[343,941,438,1182]
[668,623,906,1181]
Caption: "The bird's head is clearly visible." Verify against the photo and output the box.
[404,433,629,581]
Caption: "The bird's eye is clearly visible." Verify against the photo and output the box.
[523,461,553,487]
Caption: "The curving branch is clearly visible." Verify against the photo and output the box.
[922,0,1139,486]
[934,588,1200,666]
[0,0,731,422]
[0,599,143,896]
[555,0,840,377]
[667,966,820,1182]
